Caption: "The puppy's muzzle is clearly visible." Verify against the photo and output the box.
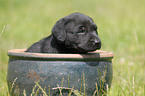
[90,37,101,49]
[94,39,101,49]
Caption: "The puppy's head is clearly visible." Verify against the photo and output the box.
[52,12,101,53]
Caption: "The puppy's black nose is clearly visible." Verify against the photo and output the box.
[94,39,100,44]
[93,39,101,49]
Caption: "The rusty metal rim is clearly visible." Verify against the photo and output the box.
[8,49,114,61]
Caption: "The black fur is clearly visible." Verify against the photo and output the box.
[26,13,101,53]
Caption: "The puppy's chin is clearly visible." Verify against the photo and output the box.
[76,48,89,54]
[77,47,98,53]
[75,44,100,54]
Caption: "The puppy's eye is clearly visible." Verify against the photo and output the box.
[77,26,86,34]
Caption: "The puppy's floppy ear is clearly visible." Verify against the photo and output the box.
[52,18,66,42]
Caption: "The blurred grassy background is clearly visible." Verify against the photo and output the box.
[0,0,144,95]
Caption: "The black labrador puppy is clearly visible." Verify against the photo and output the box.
[26,13,101,53]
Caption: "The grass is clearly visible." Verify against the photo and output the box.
[8,74,106,96]
[0,0,145,95]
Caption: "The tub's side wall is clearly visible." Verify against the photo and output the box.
[7,58,113,96]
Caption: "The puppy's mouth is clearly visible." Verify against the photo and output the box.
[74,43,101,53]
[69,44,87,53]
